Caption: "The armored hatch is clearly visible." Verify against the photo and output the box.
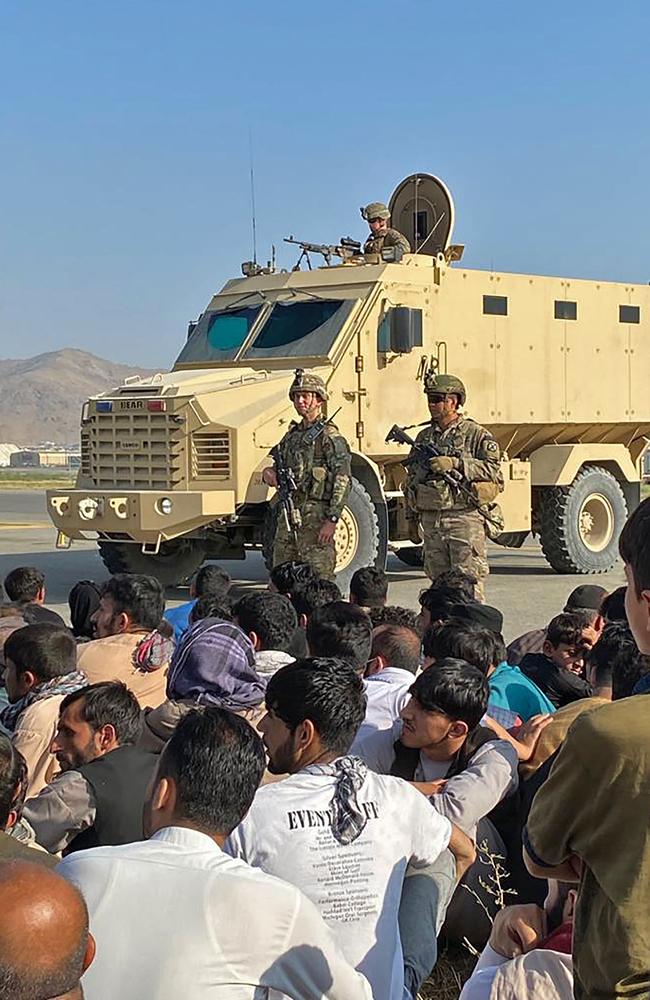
[389,173,455,255]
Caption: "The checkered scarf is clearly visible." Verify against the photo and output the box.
[329,756,369,846]
[1,670,87,733]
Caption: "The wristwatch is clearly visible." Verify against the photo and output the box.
[327,514,339,524]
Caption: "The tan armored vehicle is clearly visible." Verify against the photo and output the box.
[47,174,650,588]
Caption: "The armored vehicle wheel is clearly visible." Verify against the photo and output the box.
[395,545,424,567]
[98,538,207,588]
[262,478,384,592]
[537,465,627,574]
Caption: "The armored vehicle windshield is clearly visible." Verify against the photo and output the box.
[176,304,263,364]
[243,298,355,360]
[175,296,357,366]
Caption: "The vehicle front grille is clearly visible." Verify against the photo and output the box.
[191,430,231,480]
[80,410,183,489]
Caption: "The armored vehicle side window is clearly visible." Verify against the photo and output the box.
[244,299,356,359]
[175,306,262,364]
[483,295,508,316]
[619,305,640,324]
[554,300,578,320]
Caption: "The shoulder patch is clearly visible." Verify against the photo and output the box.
[482,438,500,459]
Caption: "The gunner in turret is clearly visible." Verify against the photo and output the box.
[361,203,411,256]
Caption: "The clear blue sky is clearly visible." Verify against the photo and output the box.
[2,0,649,367]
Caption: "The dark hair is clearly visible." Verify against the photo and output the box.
[589,623,650,699]
[190,596,233,624]
[422,621,496,676]
[266,658,366,756]
[101,574,164,631]
[412,658,489,730]
[158,706,265,836]
[306,602,372,673]
[193,564,231,599]
[419,583,472,622]
[60,682,141,745]
[600,585,628,624]
[368,605,421,632]
[371,625,421,674]
[290,578,342,618]
[3,567,45,604]
[430,568,477,601]
[232,592,297,653]
[619,498,650,596]
[269,561,316,596]
[349,567,388,607]
[68,580,101,640]
[0,736,28,828]
[545,611,593,648]
[4,624,76,683]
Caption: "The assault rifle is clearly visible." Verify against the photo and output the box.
[284,236,362,269]
[385,423,501,529]
[270,444,302,544]
[270,407,342,541]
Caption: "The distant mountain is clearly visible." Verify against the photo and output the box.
[0,349,159,446]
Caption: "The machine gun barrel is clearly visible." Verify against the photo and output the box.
[385,424,500,527]
[284,236,362,267]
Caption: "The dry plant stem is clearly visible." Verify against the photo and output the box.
[461,839,517,959]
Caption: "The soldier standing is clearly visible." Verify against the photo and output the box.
[361,203,411,256]
[263,370,351,580]
[405,373,503,601]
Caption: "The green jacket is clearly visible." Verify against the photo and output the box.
[274,420,351,519]
[405,415,503,513]
[363,227,411,255]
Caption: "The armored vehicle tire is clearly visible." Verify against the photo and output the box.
[537,465,627,574]
[262,477,384,592]
[98,538,207,588]
[395,545,424,567]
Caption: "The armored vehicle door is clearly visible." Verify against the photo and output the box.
[389,174,455,255]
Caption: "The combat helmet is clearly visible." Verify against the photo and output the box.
[289,368,328,401]
[424,372,466,406]
[360,202,391,221]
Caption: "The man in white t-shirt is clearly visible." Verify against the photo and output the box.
[58,705,371,1000]
[226,657,475,1000]
[350,624,420,752]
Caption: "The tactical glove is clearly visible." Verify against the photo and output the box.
[429,456,459,473]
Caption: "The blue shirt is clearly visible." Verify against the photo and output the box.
[488,661,556,722]
[163,600,196,644]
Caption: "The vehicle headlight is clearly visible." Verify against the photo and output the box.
[157,497,173,515]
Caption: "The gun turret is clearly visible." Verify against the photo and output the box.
[284,236,362,269]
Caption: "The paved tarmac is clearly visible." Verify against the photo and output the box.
[0,491,625,642]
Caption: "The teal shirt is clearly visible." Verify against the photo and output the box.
[488,661,556,721]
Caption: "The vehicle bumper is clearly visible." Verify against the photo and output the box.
[46,489,237,545]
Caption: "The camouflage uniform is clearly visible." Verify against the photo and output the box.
[361,201,411,256]
[271,373,351,580]
[363,227,412,256]
[405,416,503,602]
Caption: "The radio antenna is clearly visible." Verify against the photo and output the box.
[248,127,258,265]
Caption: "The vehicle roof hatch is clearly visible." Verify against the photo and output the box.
[388,173,455,255]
